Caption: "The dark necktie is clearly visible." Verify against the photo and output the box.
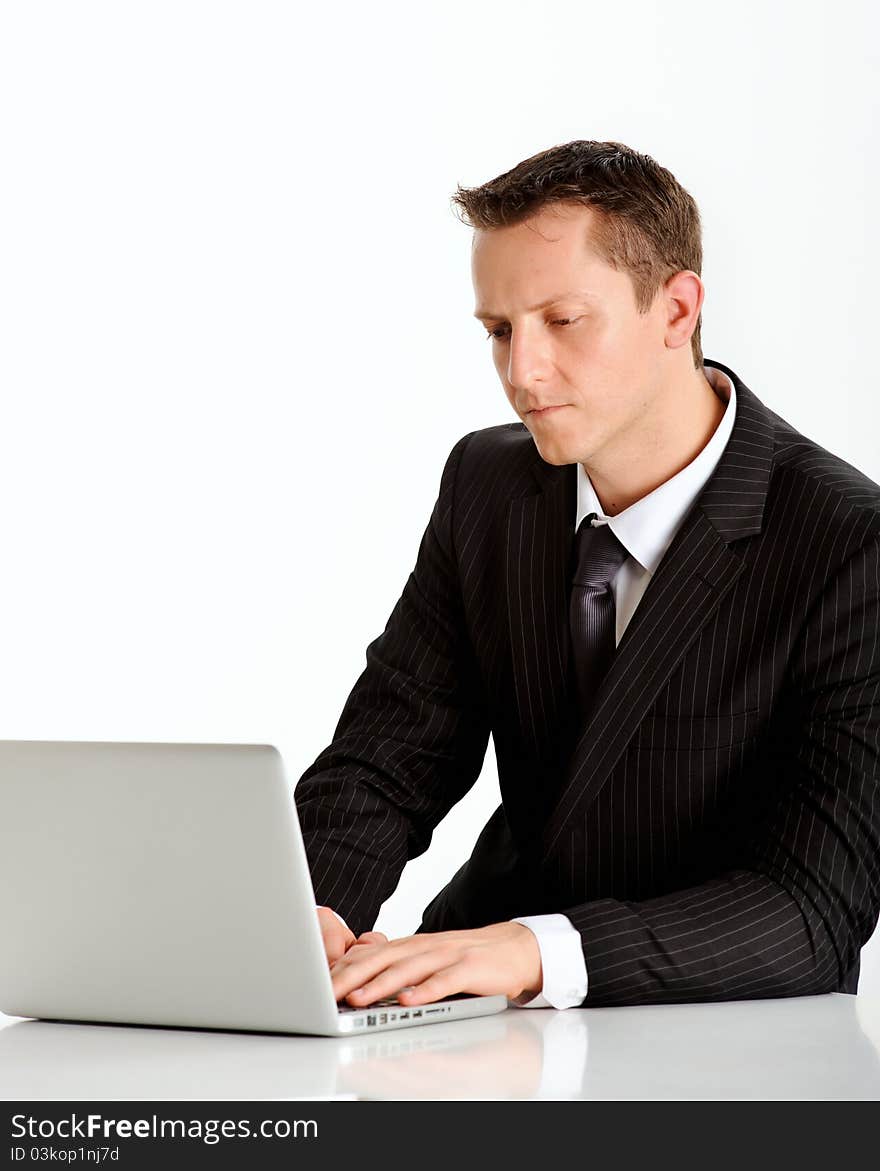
[569,512,629,719]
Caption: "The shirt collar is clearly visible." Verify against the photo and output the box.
[575,365,737,574]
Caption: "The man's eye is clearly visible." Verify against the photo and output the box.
[485,318,577,340]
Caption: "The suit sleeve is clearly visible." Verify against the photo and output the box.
[294,431,492,936]
[561,534,880,1005]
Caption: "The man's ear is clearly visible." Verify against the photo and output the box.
[663,269,704,352]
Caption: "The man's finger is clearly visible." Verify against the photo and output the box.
[329,931,390,968]
[357,931,388,945]
[329,936,444,994]
[316,905,356,964]
[345,957,462,1006]
[333,948,460,1005]
[392,965,458,1006]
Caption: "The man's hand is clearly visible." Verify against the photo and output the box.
[329,922,543,1006]
[316,906,387,964]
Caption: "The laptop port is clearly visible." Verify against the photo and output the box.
[367,1014,377,1027]
[379,1013,387,1024]
[412,1010,422,1018]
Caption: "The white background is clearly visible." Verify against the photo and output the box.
[1,0,878,997]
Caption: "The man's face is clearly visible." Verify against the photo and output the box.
[471,201,672,468]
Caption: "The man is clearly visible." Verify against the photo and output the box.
[295,140,880,1011]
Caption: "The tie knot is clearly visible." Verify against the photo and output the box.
[572,514,629,587]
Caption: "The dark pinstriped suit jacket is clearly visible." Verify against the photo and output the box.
[295,358,880,1004]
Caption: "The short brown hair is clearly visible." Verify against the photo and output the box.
[451,140,704,369]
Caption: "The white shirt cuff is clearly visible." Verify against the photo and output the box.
[508,914,588,1009]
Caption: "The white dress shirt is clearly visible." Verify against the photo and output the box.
[323,363,737,1011]
[511,362,737,1008]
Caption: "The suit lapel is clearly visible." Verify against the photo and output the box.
[542,502,748,856]
[505,359,777,857]
[506,460,576,758]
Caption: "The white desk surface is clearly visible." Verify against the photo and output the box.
[2,993,879,1100]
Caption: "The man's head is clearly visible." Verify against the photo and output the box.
[454,141,710,473]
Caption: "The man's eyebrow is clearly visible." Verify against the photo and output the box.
[473,290,597,321]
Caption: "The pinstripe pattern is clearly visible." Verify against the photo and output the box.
[295,358,880,1004]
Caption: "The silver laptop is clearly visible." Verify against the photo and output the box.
[0,740,508,1036]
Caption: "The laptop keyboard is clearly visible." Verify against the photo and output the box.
[337,991,478,1014]
[338,995,399,1014]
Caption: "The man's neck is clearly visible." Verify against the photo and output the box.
[585,367,726,517]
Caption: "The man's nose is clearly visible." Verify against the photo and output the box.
[505,325,551,393]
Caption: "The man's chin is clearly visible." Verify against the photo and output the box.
[530,437,580,467]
